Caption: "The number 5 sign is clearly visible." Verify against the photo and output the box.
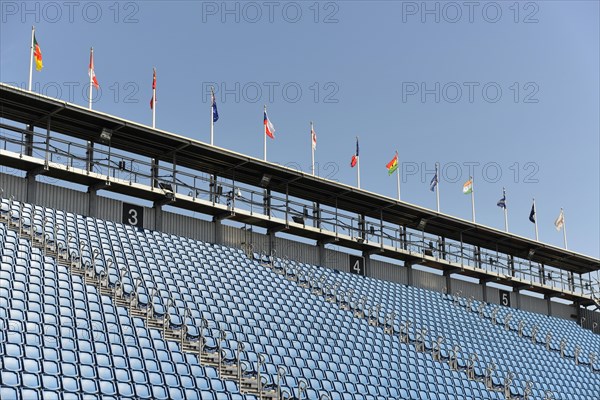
[349,255,365,276]
[499,290,511,307]
[122,203,144,228]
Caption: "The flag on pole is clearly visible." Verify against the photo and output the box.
[497,189,506,209]
[430,167,438,192]
[311,125,317,150]
[264,111,275,139]
[350,138,359,167]
[33,33,43,71]
[463,177,473,194]
[211,88,219,123]
[386,152,398,175]
[150,68,156,109]
[529,202,536,223]
[89,49,99,89]
[554,209,564,231]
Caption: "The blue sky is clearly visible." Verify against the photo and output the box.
[1,1,599,264]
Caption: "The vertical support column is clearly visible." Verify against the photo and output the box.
[263,189,271,217]
[153,200,163,232]
[313,202,320,229]
[482,281,488,303]
[151,158,159,189]
[150,158,161,231]
[545,295,553,316]
[86,141,94,173]
[438,237,446,260]
[88,188,98,218]
[568,271,574,292]
[263,189,275,255]
[268,229,276,257]
[25,171,36,204]
[172,153,177,195]
[406,260,414,286]
[317,241,326,267]
[444,269,453,298]
[509,255,515,278]
[214,218,223,245]
[25,124,34,157]
[361,250,371,278]
[358,214,366,242]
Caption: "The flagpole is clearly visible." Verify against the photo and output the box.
[471,176,476,223]
[356,136,361,189]
[88,47,94,110]
[28,26,35,91]
[533,198,539,241]
[210,87,215,145]
[395,151,401,200]
[152,68,156,129]
[562,208,568,249]
[263,105,267,161]
[435,162,440,213]
[503,188,508,232]
[311,121,315,176]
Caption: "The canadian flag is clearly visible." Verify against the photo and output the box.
[89,48,99,89]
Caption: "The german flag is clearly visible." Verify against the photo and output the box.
[33,34,43,71]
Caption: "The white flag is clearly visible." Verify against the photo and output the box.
[554,209,564,231]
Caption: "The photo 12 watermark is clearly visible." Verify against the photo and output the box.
[401,1,539,24]
[6,81,141,105]
[200,1,340,23]
[277,161,340,181]
[401,82,540,104]
[1,1,140,24]
[203,81,340,104]
[401,161,540,184]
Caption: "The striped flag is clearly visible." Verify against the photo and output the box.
[386,152,398,175]
[150,68,156,109]
[264,111,275,139]
[33,33,43,71]
[430,167,439,192]
[350,138,359,167]
[462,177,473,194]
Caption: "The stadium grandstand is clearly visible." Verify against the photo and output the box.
[1,82,599,400]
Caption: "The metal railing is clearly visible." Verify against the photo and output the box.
[0,126,598,299]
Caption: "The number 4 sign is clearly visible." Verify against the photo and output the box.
[349,255,365,276]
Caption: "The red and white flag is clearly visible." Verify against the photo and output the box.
[311,125,317,150]
[150,68,156,109]
[89,48,99,89]
[264,110,275,139]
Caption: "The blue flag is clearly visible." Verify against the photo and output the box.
[211,89,219,123]
[529,202,536,223]
[497,189,506,209]
[430,167,438,192]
